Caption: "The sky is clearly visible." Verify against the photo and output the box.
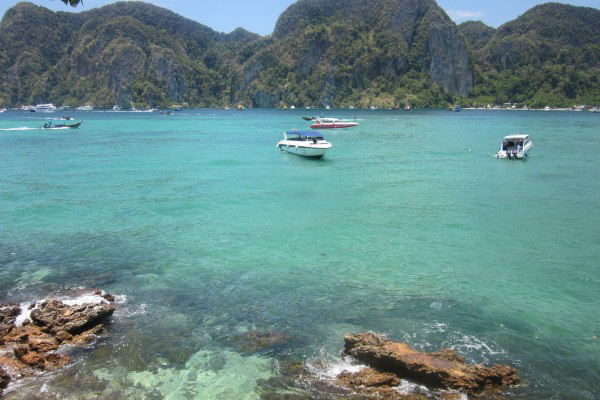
[0,0,599,36]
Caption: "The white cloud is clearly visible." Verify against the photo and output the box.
[447,10,485,22]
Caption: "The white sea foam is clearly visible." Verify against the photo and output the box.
[15,301,42,327]
[396,380,431,395]
[0,127,38,131]
[61,294,108,306]
[305,351,365,380]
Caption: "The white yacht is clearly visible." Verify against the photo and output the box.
[497,134,533,159]
[35,103,57,112]
[276,130,332,158]
[112,105,122,111]
[76,105,94,111]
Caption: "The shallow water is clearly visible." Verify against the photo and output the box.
[1,109,599,399]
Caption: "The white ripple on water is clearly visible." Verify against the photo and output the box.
[410,321,507,364]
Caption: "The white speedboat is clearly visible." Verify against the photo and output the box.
[276,130,332,158]
[497,134,533,159]
[310,117,358,129]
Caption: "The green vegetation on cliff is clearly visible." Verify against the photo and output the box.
[238,0,471,108]
[458,21,495,52]
[0,2,258,108]
[0,1,598,108]
[466,3,600,107]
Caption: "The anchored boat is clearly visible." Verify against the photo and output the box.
[310,118,358,129]
[497,134,533,159]
[276,130,332,158]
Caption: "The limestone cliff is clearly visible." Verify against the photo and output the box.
[0,2,258,108]
[239,0,473,108]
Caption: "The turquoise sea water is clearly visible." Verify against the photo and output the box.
[1,109,599,399]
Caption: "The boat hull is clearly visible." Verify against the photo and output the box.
[497,142,533,159]
[42,121,82,129]
[277,143,330,158]
[310,122,358,129]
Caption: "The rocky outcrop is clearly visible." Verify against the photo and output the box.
[342,333,519,394]
[0,366,10,397]
[0,290,115,395]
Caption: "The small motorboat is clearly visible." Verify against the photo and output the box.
[310,118,358,129]
[276,130,332,158]
[42,117,82,129]
[497,134,532,159]
[302,116,315,121]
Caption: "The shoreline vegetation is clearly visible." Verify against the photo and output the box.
[2,104,599,112]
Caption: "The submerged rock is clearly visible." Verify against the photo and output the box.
[0,290,115,394]
[342,332,520,394]
[231,331,291,353]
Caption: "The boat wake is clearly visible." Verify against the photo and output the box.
[0,127,38,131]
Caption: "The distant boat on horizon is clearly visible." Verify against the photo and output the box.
[36,103,56,113]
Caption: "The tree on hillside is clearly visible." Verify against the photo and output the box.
[59,0,82,6]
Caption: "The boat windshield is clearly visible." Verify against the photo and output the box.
[288,134,324,141]
[502,139,525,150]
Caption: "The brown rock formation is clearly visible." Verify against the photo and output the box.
[0,305,20,341]
[30,299,115,335]
[0,366,10,397]
[343,333,519,394]
[0,291,115,394]
[338,368,402,388]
